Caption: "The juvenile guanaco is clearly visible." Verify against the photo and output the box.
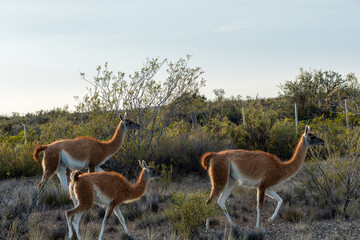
[65,160,161,240]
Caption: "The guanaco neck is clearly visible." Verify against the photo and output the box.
[103,121,126,155]
[280,135,309,179]
[128,169,149,200]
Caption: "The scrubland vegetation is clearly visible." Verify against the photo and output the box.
[1,57,360,239]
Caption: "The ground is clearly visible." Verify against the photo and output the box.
[1,175,359,240]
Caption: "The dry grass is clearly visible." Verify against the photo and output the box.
[0,175,359,240]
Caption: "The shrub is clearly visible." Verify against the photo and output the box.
[302,155,360,218]
[301,122,360,218]
[234,101,278,152]
[0,141,42,179]
[38,114,78,143]
[268,119,299,160]
[150,128,232,176]
[148,163,173,204]
[165,191,221,237]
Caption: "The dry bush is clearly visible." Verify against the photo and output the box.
[301,125,360,218]
[0,178,44,240]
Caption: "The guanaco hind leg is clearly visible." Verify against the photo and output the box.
[217,176,236,227]
[114,206,129,234]
[206,160,230,204]
[98,202,116,240]
[38,150,60,190]
[205,159,235,230]
[266,188,283,222]
[256,187,266,228]
[206,175,236,230]
[56,164,68,192]
[255,187,283,228]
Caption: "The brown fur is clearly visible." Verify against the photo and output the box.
[33,145,48,162]
[34,117,139,191]
[204,138,311,203]
[65,161,160,238]
[206,152,231,204]
[202,126,324,228]
[200,152,216,170]
[71,171,148,206]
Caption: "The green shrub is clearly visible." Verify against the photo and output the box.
[0,141,42,179]
[38,115,78,143]
[235,102,278,151]
[150,128,232,176]
[151,163,173,199]
[165,191,221,237]
[268,119,299,160]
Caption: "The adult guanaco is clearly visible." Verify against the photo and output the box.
[33,114,140,192]
[201,126,324,229]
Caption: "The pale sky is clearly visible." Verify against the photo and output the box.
[1,0,359,115]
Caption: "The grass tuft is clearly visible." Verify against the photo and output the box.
[245,230,265,240]
[48,225,67,240]
[123,202,144,222]
[165,191,221,237]
[38,184,72,208]
[281,205,303,223]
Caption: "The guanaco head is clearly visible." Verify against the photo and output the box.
[138,160,162,181]
[303,125,324,147]
[119,113,140,131]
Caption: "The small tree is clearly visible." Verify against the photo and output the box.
[75,56,205,162]
[279,69,359,120]
[237,100,278,152]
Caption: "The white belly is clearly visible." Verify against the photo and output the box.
[230,162,261,187]
[60,150,88,170]
[93,185,112,206]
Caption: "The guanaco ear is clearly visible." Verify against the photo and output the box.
[142,160,149,171]
[305,125,310,134]
[119,113,124,121]
[138,160,144,169]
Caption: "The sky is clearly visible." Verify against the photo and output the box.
[0,0,359,115]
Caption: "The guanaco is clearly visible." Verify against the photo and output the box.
[201,126,324,229]
[33,114,140,192]
[66,160,161,240]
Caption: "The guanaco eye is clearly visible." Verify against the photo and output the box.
[308,134,315,139]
